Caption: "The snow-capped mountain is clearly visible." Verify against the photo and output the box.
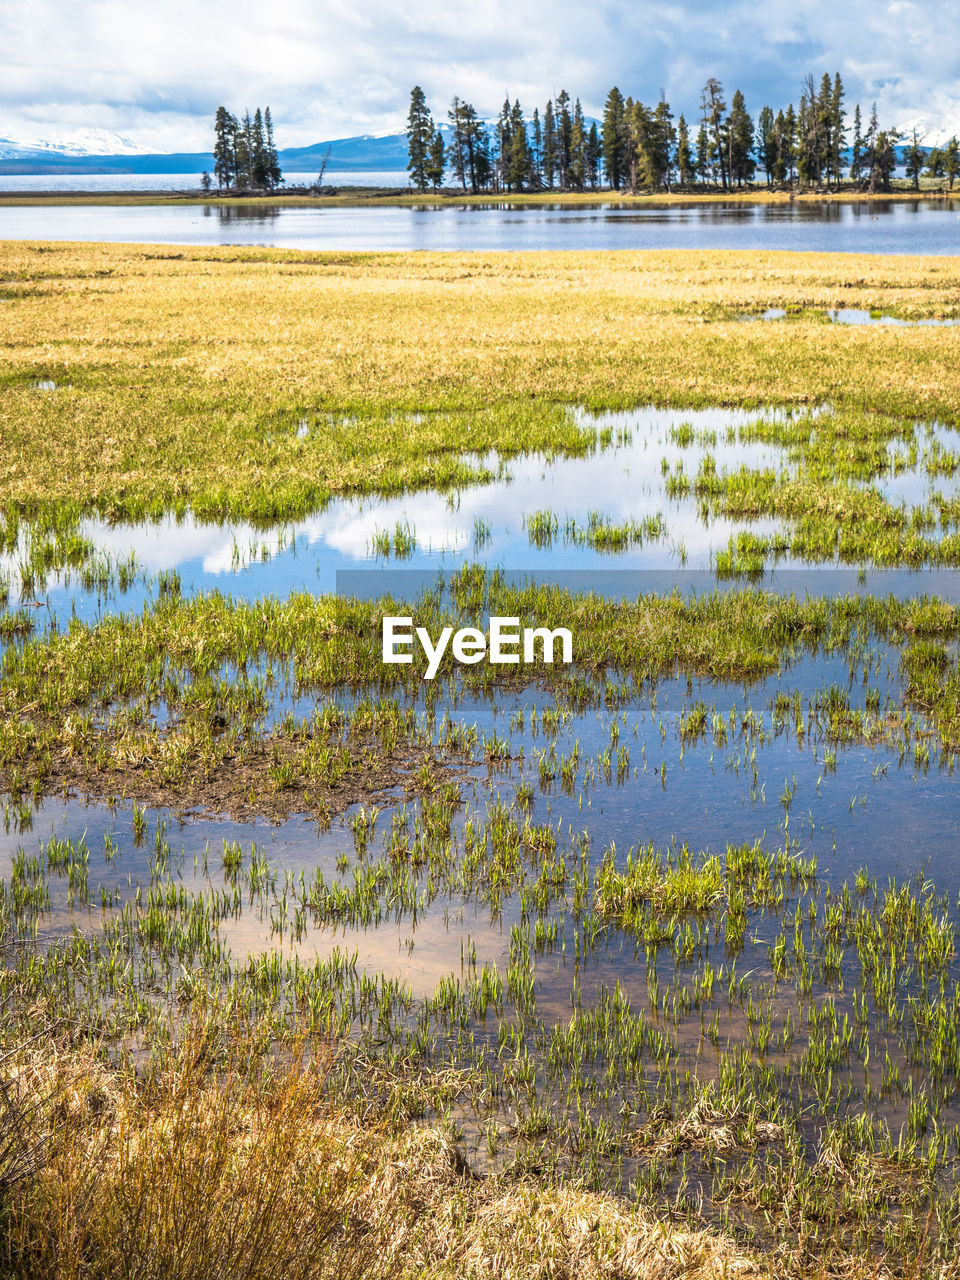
[0,130,150,160]
[894,115,960,147]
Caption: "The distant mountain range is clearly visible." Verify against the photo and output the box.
[0,120,603,177]
[0,114,955,178]
[0,125,443,176]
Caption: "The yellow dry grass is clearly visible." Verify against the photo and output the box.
[1,242,959,516]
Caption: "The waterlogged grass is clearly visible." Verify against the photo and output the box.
[4,767,960,1272]
[5,243,960,1273]
[2,575,960,821]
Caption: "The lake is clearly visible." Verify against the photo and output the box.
[2,196,960,253]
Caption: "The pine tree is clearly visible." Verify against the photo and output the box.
[542,101,557,189]
[425,128,445,191]
[235,111,254,188]
[213,107,237,189]
[448,97,468,191]
[602,87,627,190]
[555,90,572,188]
[496,96,512,191]
[531,108,543,188]
[586,122,601,189]
[784,104,797,181]
[866,102,879,193]
[695,121,710,185]
[701,79,728,189]
[506,101,531,191]
[654,99,675,190]
[905,129,924,191]
[406,86,433,192]
[830,73,845,189]
[727,90,754,187]
[795,94,813,186]
[251,108,267,187]
[264,107,281,187]
[816,73,833,185]
[850,104,863,183]
[925,147,945,181]
[757,106,775,186]
[772,110,788,184]
[569,99,586,190]
[675,114,694,187]
[944,137,960,190]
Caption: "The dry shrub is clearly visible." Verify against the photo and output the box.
[0,1032,764,1280]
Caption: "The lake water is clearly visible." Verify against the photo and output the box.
[0,170,410,193]
[2,197,960,253]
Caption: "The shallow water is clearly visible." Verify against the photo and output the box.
[6,404,960,628]
[746,306,960,325]
[4,197,960,254]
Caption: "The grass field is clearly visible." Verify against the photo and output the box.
[2,242,960,1276]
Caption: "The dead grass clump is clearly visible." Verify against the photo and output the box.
[0,1037,764,1280]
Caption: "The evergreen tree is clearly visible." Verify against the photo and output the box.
[406,86,433,192]
[727,90,754,186]
[850,104,863,183]
[586,122,601,189]
[675,114,694,187]
[425,127,445,190]
[602,87,627,189]
[569,99,586,189]
[555,90,572,188]
[757,106,776,185]
[905,129,924,191]
[531,108,543,188]
[473,119,492,191]
[772,110,788,184]
[944,137,960,190]
[264,107,281,187]
[200,171,212,192]
[695,120,710,185]
[816,72,833,185]
[925,147,945,181]
[542,101,557,189]
[235,111,254,187]
[795,94,813,185]
[654,99,675,190]
[829,72,845,188]
[506,100,531,190]
[783,104,797,181]
[448,97,468,191]
[701,78,728,189]
[213,106,237,190]
[251,108,267,187]
[496,96,512,191]
[866,102,879,193]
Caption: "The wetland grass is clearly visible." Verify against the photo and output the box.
[2,244,960,523]
[3,243,960,1274]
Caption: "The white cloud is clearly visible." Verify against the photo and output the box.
[1,0,959,150]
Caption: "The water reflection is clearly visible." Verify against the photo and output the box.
[202,203,281,226]
[3,197,960,253]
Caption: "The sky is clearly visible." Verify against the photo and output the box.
[1,0,958,150]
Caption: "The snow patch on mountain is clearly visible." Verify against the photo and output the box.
[0,130,150,159]
[894,115,960,147]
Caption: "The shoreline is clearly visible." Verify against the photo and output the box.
[0,184,958,207]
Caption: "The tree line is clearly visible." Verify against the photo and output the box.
[211,106,282,190]
[407,77,960,195]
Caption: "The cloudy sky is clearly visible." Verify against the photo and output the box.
[1,0,956,150]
